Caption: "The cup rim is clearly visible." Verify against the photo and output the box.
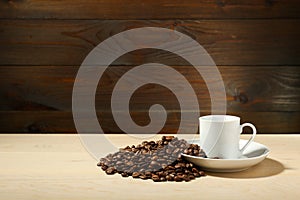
[199,115,240,122]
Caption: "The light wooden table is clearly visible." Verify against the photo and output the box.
[0,134,299,200]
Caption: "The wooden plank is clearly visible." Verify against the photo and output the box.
[0,20,300,65]
[0,66,299,112]
[0,134,299,200]
[0,0,300,19]
[0,111,298,133]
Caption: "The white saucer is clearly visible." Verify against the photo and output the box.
[182,139,270,172]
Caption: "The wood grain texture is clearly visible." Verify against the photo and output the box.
[0,66,299,112]
[1,1,299,134]
[1,20,300,65]
[0,0,300,19]
[0,111,299,133]
[0,134,299,200]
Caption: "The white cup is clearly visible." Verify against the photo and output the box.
[199,115,256,159]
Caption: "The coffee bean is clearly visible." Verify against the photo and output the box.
[152,175,160,182]
[193,149,199,155]
[101,165,108,171]
[174,176,182,182]
[161,164,168,169]
[166,175,173,181]
[98,136,206,182]
[165,136,175,141]
[167,166,175,170]
[184,176,191,182]
[160,177,167,181]
[192,168,199,173]
[151,155,158,161]
[105,167,116,175]
[145,171,152,177]
[188,175,195,180]
[174,164,181,169]
[132,172,140,178]
[193,172,200,177]
[139,175,148,180]
[116,161,122,165]
[150,160,159,166]
[121,172,129,177]
[199,171,206,176]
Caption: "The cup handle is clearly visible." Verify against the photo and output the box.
[239,123,256,152]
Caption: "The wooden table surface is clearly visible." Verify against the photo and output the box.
[0,134,299,200]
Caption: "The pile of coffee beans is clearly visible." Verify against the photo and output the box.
[97,136,207,182]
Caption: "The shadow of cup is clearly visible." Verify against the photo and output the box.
[206,158,284,179]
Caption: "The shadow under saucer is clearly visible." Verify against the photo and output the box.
[206,158,284,179]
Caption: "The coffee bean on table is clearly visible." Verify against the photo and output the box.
[132,172,140,178]
[199,171,206,176]
[101,165,108,171]
[166,175,173,181]
[121,172,129,177]
[174,176,182,182]
[105,167,116,175]
[139,174,148,180]
[152,174,160,182]
[97,136,207,182]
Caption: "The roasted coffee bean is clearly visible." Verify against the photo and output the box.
[152,175,160,182]
[192,168,199,173]
[165,136,175,141]
[158,171,166,177]
[193,172,200,177]
[151,155,158,161]
[116,161,123,165]
[188,175,195,180]
[184,175,191,182]
[121,172,129,177]
[139,175,148,180]
[161,164,168,169]
[193,150,199,155]
[101,165,108,171]
[166,175,173,181]
[199,171,206,176]
[145,171,152,177]
[132,172,140,178]
[150,160,159,166]
[98,136,206,182]
[105,167,116,175]
[174,164,181,169]
[174,176,182,182]
[160,177,167,182]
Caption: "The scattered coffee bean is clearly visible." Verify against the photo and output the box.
[139,174,148,180]
[132,172,140,178]
[152,174,160,182]
[188,175,195,180]
[174,176,182,182]
[160,177,167,182]
[101,165,108,171]
[192,168,198,173]
[105,167,116,175]
[121,172,129,177]
[193,172,200,177]
[98,136,207,182]
[199,171,206,176]
[166,175,173,181]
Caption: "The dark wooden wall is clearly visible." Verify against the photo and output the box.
[0,0,299,133]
